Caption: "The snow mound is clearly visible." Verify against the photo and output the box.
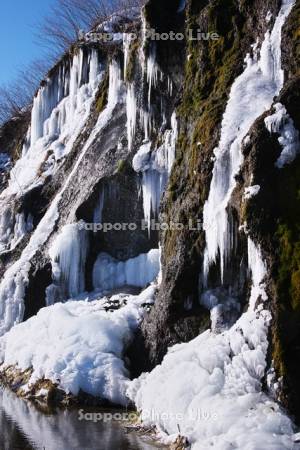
[128,321,297,449]
[127,239,298,449]
[0,285,156,406]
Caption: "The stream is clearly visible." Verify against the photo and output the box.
[0,387,162,450]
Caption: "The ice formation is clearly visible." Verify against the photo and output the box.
[146,44,159,107]
[0,58,123,336]
[202,0,295,282]
[48,223,89,299]
[0,285,156,406]
[127,3,298,448]
[264,103,300,168]
[93,187,105,224]
[92,249,160,292]
[200,288,240,333]
[126,83,137,150]
[127,239,298,449]
[1,49,103,198]
[133,113,178,228]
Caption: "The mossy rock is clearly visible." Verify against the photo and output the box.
[95,71,109,114]
[125,39,140,83]
[116,159,128,174]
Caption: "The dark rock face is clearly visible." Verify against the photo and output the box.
[140,0,282,366]
[0,112,31,193]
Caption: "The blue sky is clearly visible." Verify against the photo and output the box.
[0,0,53,86]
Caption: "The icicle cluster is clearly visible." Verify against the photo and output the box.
[0,56,124,334]
[48,223,89,300]
[132,113,178,229]
[202,0,295,283]
[2,49,102,197]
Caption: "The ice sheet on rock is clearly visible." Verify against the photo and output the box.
[1,48,103,198]
[127,240,297,449]
[264,103,300,168]
[202,0,295,283]
[92,249,160,291]
[0,202,60,336]
[0,59,124,336]
[0,285,156,406]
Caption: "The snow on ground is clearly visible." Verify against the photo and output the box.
[0,285,156,406]
[264,103,300,168]
[127,239,299,449]
[128,324,298,449]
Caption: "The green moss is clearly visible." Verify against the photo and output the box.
[95,71,109,114]
[272,329,287,378]
[116,159,127,173]
[272,159,300,383]
[276,225,300,312]
[125,39,140,83]
[165,0,248,213]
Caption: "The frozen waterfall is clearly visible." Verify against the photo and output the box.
[202,0,295,283]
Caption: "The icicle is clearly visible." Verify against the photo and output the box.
[93,188,105,224]
[49,223,89,299]
[89,48,100,88]
[107,59,122,106]
[146,44,159,107]
[0,210,34,253]
[133,114,178,230]
[139,109,152,141]
[126,84,137,150]
[202,0,295,284]
[0,53,123,335]
[4,48,102,196]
